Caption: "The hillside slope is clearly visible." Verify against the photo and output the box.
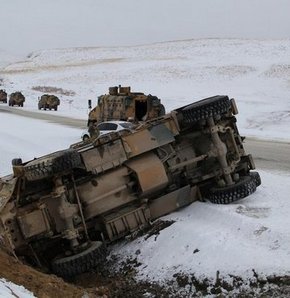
[1,39,290,141]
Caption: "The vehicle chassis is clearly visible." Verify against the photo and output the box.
[0,95,260,277]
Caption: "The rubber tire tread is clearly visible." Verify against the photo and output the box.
[206,175,256,204]
[24,149,82,181]
[182,96,231,124]
[249,171,261,187]
[51,241,107,278]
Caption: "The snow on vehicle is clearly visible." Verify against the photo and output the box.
[0,95,260,278]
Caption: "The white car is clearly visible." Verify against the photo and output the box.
[81,121,135,141]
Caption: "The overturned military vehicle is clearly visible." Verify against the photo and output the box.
[0,95,260,278]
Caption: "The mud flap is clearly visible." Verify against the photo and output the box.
[149,185,199,220]
[248,154,256,170]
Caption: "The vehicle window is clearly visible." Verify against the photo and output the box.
[106,123,118,130]
[119,123,133,129]
[98,123,118,130]
[97,123,108,130]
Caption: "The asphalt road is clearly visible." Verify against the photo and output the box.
[1,105,289,172]
[0,105,87,128]
[243,138,290,172]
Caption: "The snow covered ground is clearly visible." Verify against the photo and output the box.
[0,278,35,298]
[112,170,290,281]
[0,39,290,295]
[0,113,81,176]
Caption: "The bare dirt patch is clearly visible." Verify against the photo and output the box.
[92,258,290,297]
[31,86,75,96]
[264,64,290,78]
[0,249,106,298]
[74,269,171,298]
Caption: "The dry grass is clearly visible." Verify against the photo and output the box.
[32,86,75,96]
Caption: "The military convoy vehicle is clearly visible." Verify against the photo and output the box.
[0,95,260,278]
[88,85,166,128]
[8,92,25,107]
[0,89,7,103]
[38,94,60,111]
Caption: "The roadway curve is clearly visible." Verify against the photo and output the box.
[0,105,87,128]
[0,105,289,172]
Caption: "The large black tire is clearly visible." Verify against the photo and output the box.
[51,241,107,278]
[23,149,82,181]
[249,171,261,187]
[82,134,90,142]
[181,95,231,124]
[205,175,256,204]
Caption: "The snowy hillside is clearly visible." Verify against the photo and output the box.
[0,50,20,69]
[1,39,290,141]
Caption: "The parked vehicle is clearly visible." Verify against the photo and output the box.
[9,92,25,107]
[88,85,165,128]
[0,95,260,278]
[38,94,60,111]
[0,89,7,103]
[81,121,135,141]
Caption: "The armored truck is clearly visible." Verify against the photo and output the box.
[0,95,260,278]
[9,92,25,107]
[38,94,60,111]
[88,86,166,128]
[0,89,7,103]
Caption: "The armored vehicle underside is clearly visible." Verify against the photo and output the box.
[0,95,260,278]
